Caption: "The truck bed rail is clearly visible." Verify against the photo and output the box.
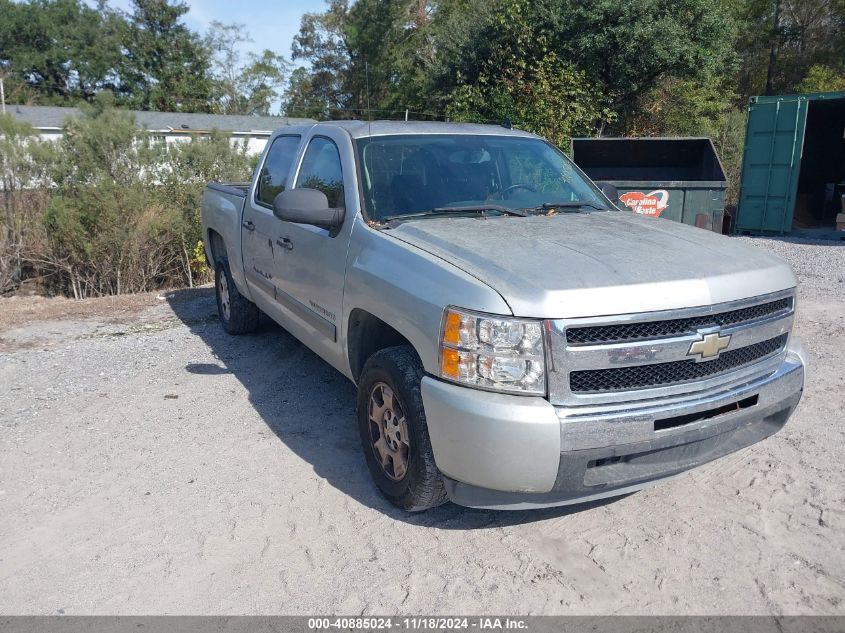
[206,182,250,197]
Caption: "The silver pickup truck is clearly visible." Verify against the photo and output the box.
[201,121,806,511]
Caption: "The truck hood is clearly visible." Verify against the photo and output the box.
[386,212,796,318]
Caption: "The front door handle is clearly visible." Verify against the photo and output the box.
[242,220,255,231]
[276,236,294,251]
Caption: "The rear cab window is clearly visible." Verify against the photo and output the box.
[256,135,301,207]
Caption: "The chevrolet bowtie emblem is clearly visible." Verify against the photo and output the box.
[688,332,731,360]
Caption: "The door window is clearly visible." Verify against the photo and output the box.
[296,137,345,208]
[256,135,301,206]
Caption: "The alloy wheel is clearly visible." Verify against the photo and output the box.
[218,272,231,321]
[367,382,410,481]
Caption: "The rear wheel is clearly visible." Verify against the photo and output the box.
[357,346,448,511]
[215,257,259,335]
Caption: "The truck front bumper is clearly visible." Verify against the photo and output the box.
[421,341,806,510]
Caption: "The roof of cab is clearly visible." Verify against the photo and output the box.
[275,120,539,139]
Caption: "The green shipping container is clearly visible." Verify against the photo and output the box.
[735,91,845,234]
[571,137,727,232]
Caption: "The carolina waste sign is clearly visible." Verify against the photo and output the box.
[619,190,670,217]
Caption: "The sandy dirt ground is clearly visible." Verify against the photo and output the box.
[0,238,843,615]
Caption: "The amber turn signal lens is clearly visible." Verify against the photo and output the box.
[442,310,461,345]
[440,348,460,379]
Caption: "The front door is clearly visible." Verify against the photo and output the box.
[241,134,301,309]
[270,130,353,365]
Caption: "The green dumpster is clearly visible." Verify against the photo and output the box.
[571,137,728,232]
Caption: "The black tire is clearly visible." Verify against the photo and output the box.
[357,346,448,511]
[215,257,259,335]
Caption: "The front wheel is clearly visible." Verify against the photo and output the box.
[357,346,448,511]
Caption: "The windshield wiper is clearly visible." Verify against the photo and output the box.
[385,204,528,222]
[529,200,610,213]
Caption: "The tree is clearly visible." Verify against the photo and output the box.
[343,0,429,114]
[286,0,435,118]
[0,0,125,105]
[544,0,737,122]
[284,67,332,119]
[729,0,845,100]
[205,21,290,115]
[621,77,733,137]
[122,0,214,111]
[797,65,845,93]
[445,0,614,146]
[286,0,740,130]
[448,54,615,148]
[287,0,355,118]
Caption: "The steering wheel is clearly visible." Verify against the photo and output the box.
[499,183,537,199]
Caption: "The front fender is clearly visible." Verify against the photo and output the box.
[341,217,511,377]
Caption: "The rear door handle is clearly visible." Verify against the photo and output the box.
[276,237,294,251]
[242,220,255,231]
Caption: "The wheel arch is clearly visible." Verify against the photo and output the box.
[207,228,227,266]
[347,309,422,384]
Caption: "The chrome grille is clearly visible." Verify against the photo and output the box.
[546,290,795,407]
[570,333,788,393]
[566,297,792,346]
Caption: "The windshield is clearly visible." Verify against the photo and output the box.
[355,134,608,221]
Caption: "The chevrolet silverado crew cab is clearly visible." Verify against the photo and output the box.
[201,121,806,511]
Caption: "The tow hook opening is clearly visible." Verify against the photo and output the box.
[653,395,759,432]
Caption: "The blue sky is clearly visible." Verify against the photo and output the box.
[101,0,326,62]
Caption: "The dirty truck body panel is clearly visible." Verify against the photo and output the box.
[201,121,805,510]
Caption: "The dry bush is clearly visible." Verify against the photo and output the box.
[1,95,253,298]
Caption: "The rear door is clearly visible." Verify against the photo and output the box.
[736,96,808,233]
[242,134,301,308]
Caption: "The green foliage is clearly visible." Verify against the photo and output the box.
[42,94,174,295]
[0,115,49,189]
[189,240,207,277]
[797,65,845,94]
[123,0,214,111]
[710,108,748,206]
[621,77,733,136]
[286,0,355,118]
[443,0,618,146]
[286,0,738,131]
[284,67,335,120]
[0,0,126,104]
[156,128,251,285]
[728,0,845,100]
[0,115,53,292]
[0,0,235,112]
[1,96,253,297]
[205,22,291,115]
[447,53,615,149]
[544,0,737,119]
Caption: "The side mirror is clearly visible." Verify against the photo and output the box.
[597,182,620,208]
[272,188,345,232]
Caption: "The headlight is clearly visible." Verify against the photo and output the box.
[439,307,546,395]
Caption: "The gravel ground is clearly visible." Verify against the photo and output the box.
[0,236,843,615]
[735,236,845,298]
